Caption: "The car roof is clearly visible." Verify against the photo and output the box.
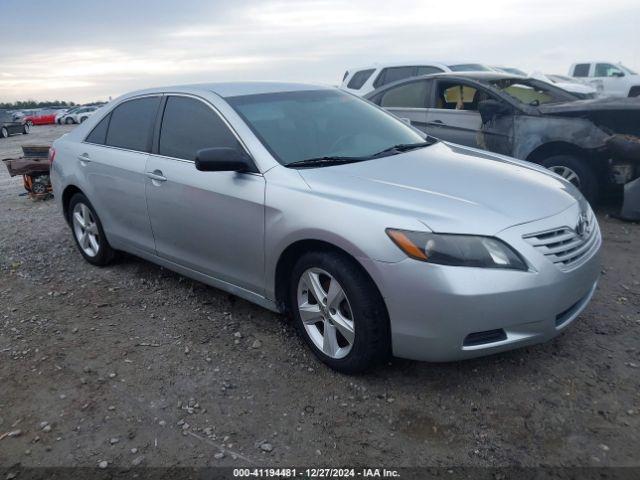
[122,82,333,100]
[345,61,475,71]
[430,72,517,81]
[363,71,524,99]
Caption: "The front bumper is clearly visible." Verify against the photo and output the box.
[367,204,602,362]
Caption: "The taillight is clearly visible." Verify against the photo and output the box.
[48,147,56,165]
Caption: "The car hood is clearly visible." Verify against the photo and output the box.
[537,97,640,135]
[298,142,581,235]
[555,82,597,94]
[538,96,640,115]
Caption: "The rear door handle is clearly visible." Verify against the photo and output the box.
[146,170,167,182]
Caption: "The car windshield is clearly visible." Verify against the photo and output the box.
[448,63,492,72]
[488,78,578,105]
[228,89,426,165]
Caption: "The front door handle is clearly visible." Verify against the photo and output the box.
[146,170,167,182]
[432,119,444,124]
[77,153,91,164]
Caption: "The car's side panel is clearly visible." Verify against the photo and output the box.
[81,144,156,254]
[145,156,266,294]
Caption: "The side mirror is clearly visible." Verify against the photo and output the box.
[195,147,254,173]
[478,99,512,123]
[612,71,625,78]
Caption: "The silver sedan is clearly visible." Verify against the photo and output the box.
[50,82,601,373]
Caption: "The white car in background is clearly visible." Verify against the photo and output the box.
[530,72,598,98]
[569,62,640,97]
[60,106,100,124]
[56,107,79,124]
[341,61,493,96]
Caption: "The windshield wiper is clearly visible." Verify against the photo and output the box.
[286,138,438,168]
[286,156,364,169]
[370,139,436,157]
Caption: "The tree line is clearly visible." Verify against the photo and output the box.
[0,100,77,109]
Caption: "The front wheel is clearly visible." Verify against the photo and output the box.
[68,193,115,266]
[65,117,74,125]
[542,155,599,204]
[0,127,7,138]
[289,251,390,373]
[23,123,30,134]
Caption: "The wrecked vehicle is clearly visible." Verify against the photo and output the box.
[2,145,53,198]
[365,72,640,210]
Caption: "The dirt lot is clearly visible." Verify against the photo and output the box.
[0,125,639,469]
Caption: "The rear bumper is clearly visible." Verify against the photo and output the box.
[365,206,602,362]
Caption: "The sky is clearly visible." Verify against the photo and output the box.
[1,0,639,103]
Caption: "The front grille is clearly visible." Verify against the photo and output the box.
[523,210,600,271]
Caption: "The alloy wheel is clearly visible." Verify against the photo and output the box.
[297,268,355,359]
[72,203,100,257]
[548,166,581,188]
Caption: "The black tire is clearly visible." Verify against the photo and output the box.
[23,123,30,134]
[629,87,640,98]
[0,127,7,139]
[26,120,33,127]
[542,155,599,203]
[65,117,74,125]
[289,250,390,374]
[67,193,115,266]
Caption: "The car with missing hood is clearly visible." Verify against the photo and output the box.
[51,82,601,372]
[365,72,640,204]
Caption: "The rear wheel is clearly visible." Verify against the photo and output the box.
[289,250,389,373]
[0,127,7,138]
[68,193,115,266]
[542,155,599,203]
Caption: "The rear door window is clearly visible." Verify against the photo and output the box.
[381,81,430,108]
[158,96,240,161]
[573,64,590,77]
[347,69,375,89]
[105,97,160,152]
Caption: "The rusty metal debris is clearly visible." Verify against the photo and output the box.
[2,145,52,199]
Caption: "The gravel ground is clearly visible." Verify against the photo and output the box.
[0,125,639,468]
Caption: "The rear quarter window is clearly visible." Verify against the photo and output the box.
[85,114,110,145]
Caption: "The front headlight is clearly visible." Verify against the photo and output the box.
[386,229,527,270]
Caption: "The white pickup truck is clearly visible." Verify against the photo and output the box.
[569,62,640,97]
